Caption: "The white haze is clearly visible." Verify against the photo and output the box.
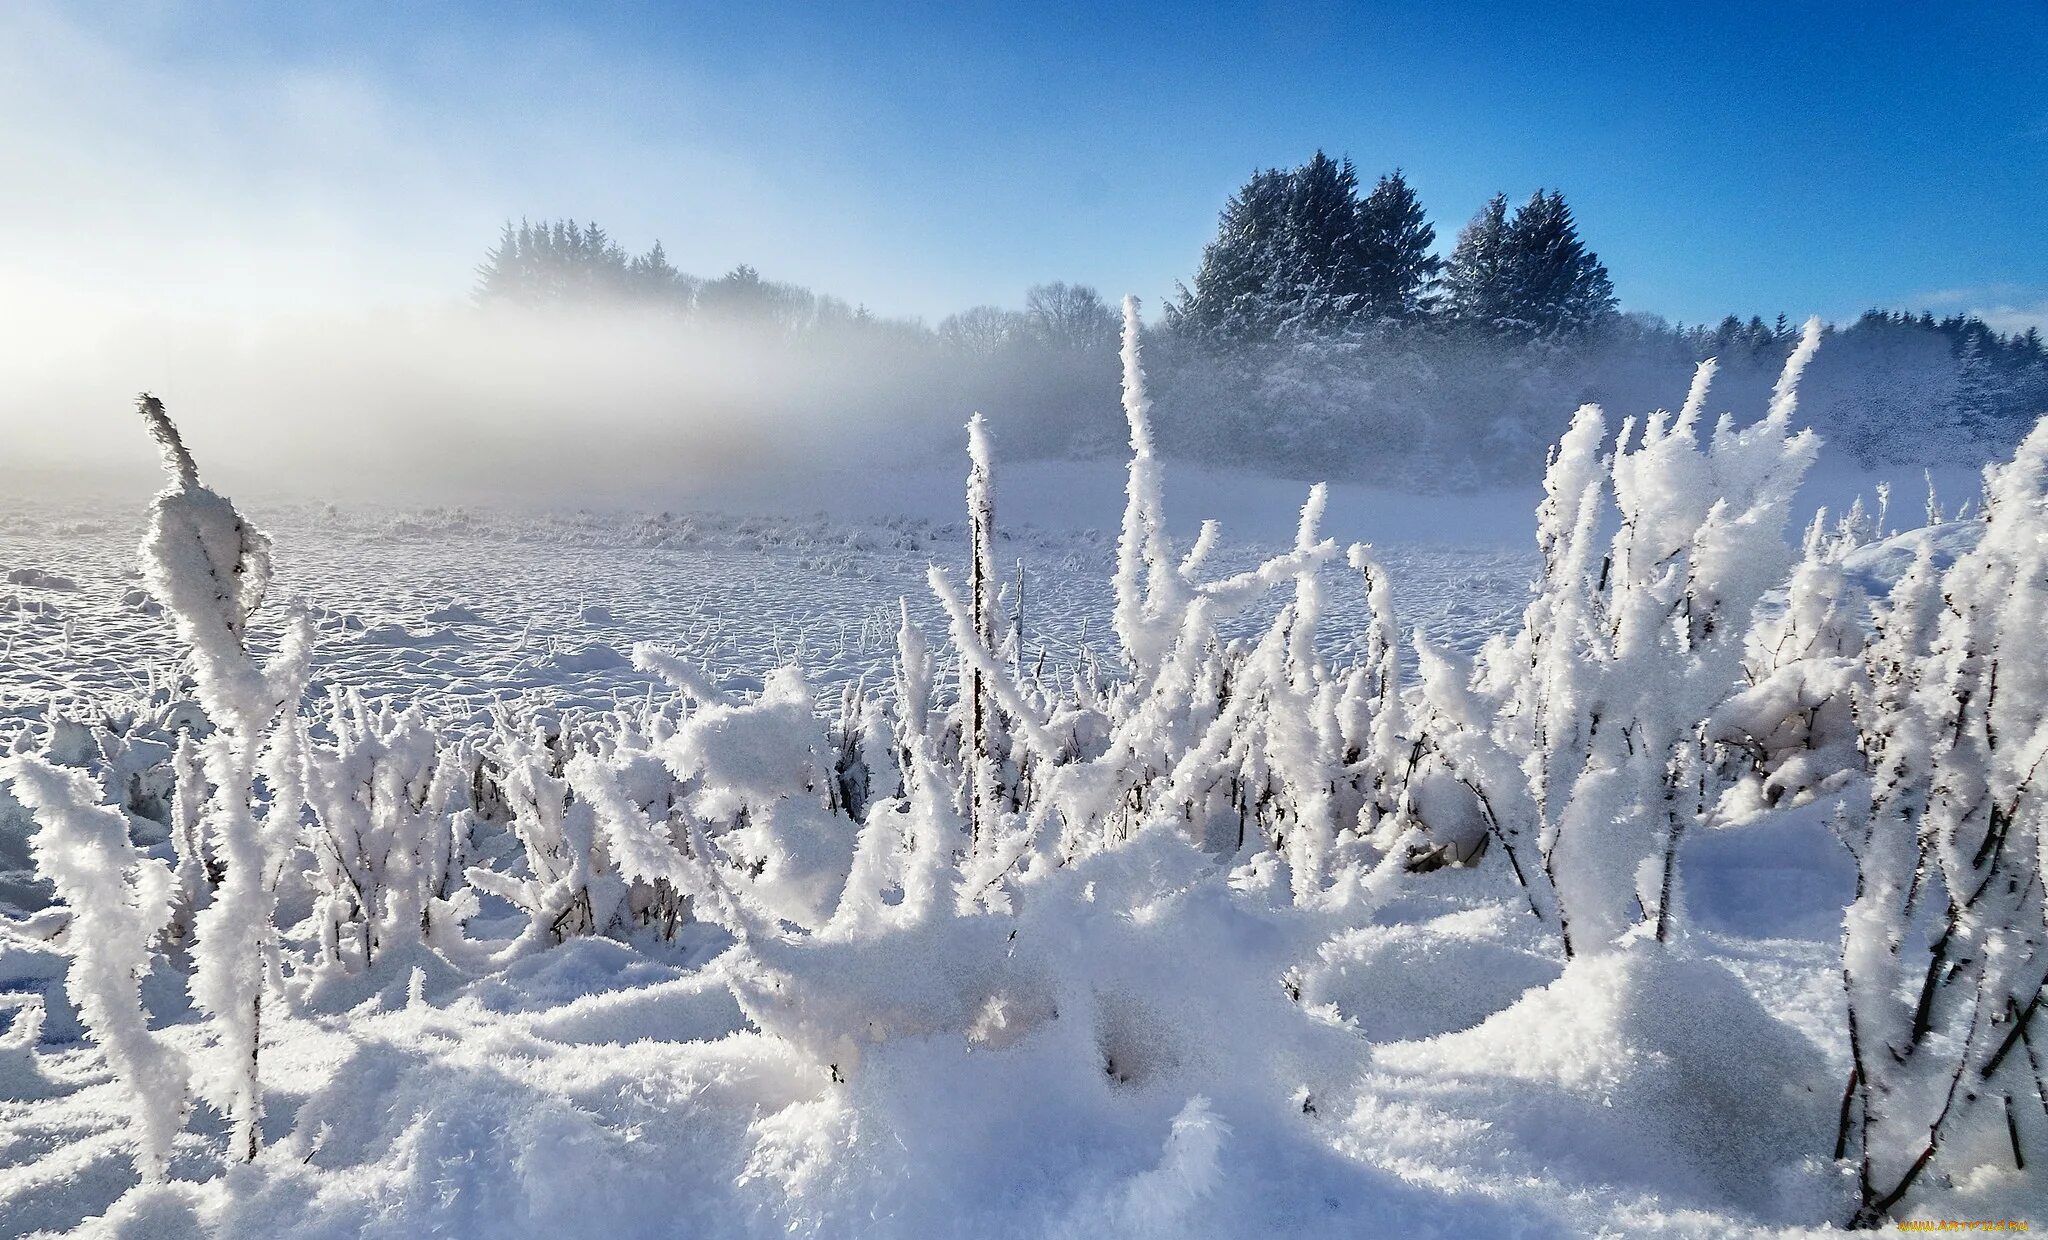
[0,4,983,505]
[0,304,971,504]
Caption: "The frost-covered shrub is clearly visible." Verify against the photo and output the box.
[1710,508,1872,815]
[302,695,475,970]
[650,660,861,930]
[462,661,863,948]
[464,720,630,947]
[1413,326,1824,956]
[1838,422,2048,1226]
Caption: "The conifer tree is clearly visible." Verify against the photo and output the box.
[1277,150,1369,336]
[1354,169,1440,322]
[628,240,691,308]
[1168,167,1294,342]
[1500,190,1616,340]
[475,220,530,304]
[1951,331,2002,442]
[1440,194,1514,331]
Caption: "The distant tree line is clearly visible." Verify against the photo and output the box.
[472,157,2048,479]
[475,222,1127,455]
[478,219,906,338]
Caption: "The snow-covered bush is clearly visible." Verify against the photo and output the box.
[1837,421,2048,1225]
[301,696,475,971]
[649,659,862,930]
[1413,325,1824,956]
[1710,507,1873,815]
[463,718,630,947]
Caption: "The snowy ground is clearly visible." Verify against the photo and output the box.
[0,862,1870,1239]
[0,487,1531,735]
[0,446,2036,1238]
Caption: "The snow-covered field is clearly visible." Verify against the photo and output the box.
[1,313,2043,1237]
[0,494,1530,730]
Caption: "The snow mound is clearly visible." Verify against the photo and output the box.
[1372,942,1835,1221]
[1301,904,1561,1044]
[1837,519,1978,602]
[519,973,746,1046]
[422,602,487,625]
[355,623,459,647]
[1681,796,1856,940]
[5,568,79,591]
[540,641,633,674]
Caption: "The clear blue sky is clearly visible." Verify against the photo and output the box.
[7,1,2047,332]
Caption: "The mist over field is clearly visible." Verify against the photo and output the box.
[5,271,2038,513]
[0,304,966,502]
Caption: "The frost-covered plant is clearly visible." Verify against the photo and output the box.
[824,676,887,823]
[137,394,275,733]
[564,742,749,945]
[959,411,1015,859]
[463,647,868,945]
[890,598,936,775]
[1418,324,1824,956]
[4,755,189,1179]
[165,731,215,944]
[301,695,474,970]
[1710,508,1871,815]
[465,719,630,947]
[137,393,317,1161]
[1838,421,2048,1226]
[920,297,1411,908]
[1340,543,1405,829]
[646,658,861,930]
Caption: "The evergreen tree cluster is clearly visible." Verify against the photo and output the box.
[476,219,692,307]
[477,219,896,337]
[1438,190,1617,339]
[1166,154,1616,345]
[1166,155,1451,341]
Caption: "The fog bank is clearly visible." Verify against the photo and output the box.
[0,301,976,506]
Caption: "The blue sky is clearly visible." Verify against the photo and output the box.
[6,1,2046,332]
